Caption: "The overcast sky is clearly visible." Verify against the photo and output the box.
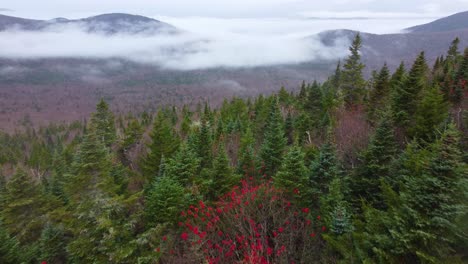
[1,0,468,19]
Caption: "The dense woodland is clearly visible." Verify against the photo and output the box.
[0,34,467,263]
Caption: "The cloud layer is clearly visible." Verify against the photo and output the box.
[0,21,353,70]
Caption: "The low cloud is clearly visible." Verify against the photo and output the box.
[0,21,351,70]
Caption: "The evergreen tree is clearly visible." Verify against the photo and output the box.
[273,145,308,201]
[341,33,366,108]
[197,116,213,169]
[284,112,294,145]
[298,80,307,101]
[305,81,323,127]
[308,142,340,202]
[237,125,257,176]
[454,47,468,104]
[47,149,67,201]
[90,99,116,147]
[447,37,460,62]
[207,144,239,200]
[393,52,428,128]
[2,168,44,243]
[352,113,397,209]
[122,118,143,150]
[39,223,67,263]
[259,97,287,176]
[409,86,448,142]
[390,62,407,120]
[0,220,20,264]
[398,124,467,261]
[145,175,187,227]
[142,112,180,179]
[165,143,201,186]
[368,64,390,122]
[320,178,352,235]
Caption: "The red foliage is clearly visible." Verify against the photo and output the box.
[163,178,326,263]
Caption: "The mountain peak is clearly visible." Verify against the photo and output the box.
[0,13,177,35]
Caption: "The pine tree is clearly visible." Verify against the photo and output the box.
[304,80,323,126]
[341,33,366,108]
[273,145,308,201]
[397,124,467,261]
[142,112,180,179]
[2,168,44,243]
[454,47,468,104]
[90,99,116,147]
[447,37,460,62]
[145,175,187,227]
[298,80,307,102]
[352,113,397,209]
[284,112,294,145]
[332,60,342,88]
[259,97,287,176]
[207,144,239,200]
[237,125,256,176]
[197,116,213,169]
[65,129,112,199]
[308,142,340,202]
[368,64,390,122]
[409,86,448,142]
[122,118,143,150]
[48,150,67,202]
[320,177,352,235]
[0,220,20,264]
[390,62,407,121]
[393,52,428,128]
[39,223,67,263]
[165,143,200,186]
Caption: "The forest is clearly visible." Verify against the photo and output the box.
[0,34,467,263]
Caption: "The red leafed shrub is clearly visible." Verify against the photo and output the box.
[161,178,326,263]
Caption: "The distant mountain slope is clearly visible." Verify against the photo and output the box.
[406,11,468,33]
[0,13,178,35]
[318,28,468,70]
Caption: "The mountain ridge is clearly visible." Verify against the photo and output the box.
[406,10,468,33]
[0,13,178,35]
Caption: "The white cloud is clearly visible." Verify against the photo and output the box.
[0,24,350,70]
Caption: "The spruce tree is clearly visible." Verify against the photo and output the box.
[368,64,390,122]
[397,124,467,261]
[320,177,352,235]
[341,33,366,108]
[237,125,256,176]
[409,86,448,142]
[122,118,143,150]
[393,52,428,128]
[90,99,116,147]
[39,223,67,263]
[259,97,287,176]
[207,144,239,200]
[305,81,323,125]
[273,145,308,202]
[390,62,407,121]
[0,220,20,264]
[145,175,186,227]
[454,47,468,104]
[165,143,200,186]
[308,142,340,202]
[352,113,397,209]
[197,116,213,169]
[142,112,180,179]
[2,168,44,243]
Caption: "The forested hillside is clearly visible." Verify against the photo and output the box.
[0,34,467,263]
